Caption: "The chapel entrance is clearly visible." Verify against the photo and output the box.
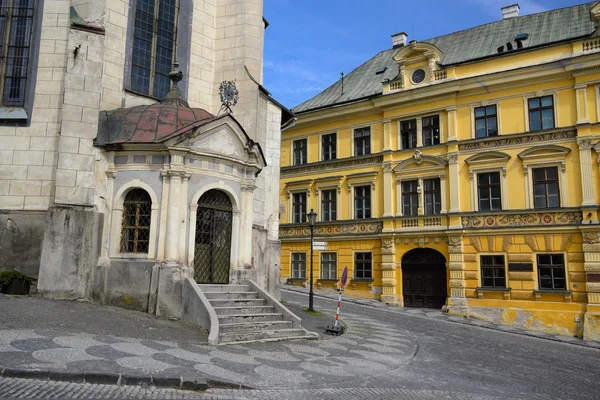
[401,248,447,309]
[194,190,233,284]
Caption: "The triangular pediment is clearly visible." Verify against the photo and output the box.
[169,114,266,169]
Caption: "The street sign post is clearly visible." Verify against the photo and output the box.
[325,266,348,336]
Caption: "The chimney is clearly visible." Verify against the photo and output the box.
[501,4,520,19]
[391,32,408,49]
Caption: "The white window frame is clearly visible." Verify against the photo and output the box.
[110,180,160,259]
[397,112,443,149]
[395,173,447,216]
[523,91,558,133]
[347,172,378,219]
[319,131,338,161]
[469,167,508,212]
[523,161,567,210]
[316,185,341,223]
[319,251,338,280]
[470,100,501,139]
[290,252,307,279]
[351,125,373,157]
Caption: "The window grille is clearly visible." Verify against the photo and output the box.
[0,0,35,107]
[131,0,179,98]
[120,189,152,254]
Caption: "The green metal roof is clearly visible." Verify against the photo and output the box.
[293,2,597,114]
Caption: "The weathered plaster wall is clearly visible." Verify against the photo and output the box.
[0,212,46,277]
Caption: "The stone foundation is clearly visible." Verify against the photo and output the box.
[0,211,46,278]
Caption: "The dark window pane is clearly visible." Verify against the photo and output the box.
[541,96,553,107]
[486,105,497,115]
[529,98,540,109]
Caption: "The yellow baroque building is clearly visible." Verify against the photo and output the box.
[279,2,600,341]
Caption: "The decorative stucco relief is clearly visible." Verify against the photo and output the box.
[279,221,383,238]
[462,211,582,228]
[458,129,576,151]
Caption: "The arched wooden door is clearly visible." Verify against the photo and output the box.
[194,190,232,284]
[401,248,447,309]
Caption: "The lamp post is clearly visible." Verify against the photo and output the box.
[307,208,317,311]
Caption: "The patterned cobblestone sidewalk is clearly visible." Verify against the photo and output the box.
[0,377,524,399]
[281,286,600,349]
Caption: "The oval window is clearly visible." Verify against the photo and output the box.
[412,69,426,84]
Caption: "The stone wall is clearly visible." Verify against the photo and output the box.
[0,212,46,277]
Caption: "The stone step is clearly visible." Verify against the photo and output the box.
[213,305,275,315]
[218,329,314,344]
[203,291,259,300]
[218,313,284,324]
[209,298,267,307]
[219,320,293,334]
[197,284,251,292]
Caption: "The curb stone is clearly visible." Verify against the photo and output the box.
[0,367,250,391]
[282,286,600,350]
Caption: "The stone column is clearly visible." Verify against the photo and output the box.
[446,234,468,317]
[578,138,596,207]
[448,153,460,213]
[240,182,256,268]
[383,162,394,217]
[416,118,423,147]
[164,172,183,262]
[575,84,590,124]
[447,107,457,142]
[380,237,398,305]
[582,229,600,342]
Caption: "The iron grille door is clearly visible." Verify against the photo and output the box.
[194,190,232,284]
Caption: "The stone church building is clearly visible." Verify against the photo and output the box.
[0,0,292,317]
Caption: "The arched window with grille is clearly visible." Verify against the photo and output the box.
[130,0,179,99]
[120,189,152,254]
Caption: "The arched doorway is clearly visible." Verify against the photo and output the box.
[194,190,233,283]
[401,248,447,308]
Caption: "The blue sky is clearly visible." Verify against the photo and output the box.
[263,0,587,109]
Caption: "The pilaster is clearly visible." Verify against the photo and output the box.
[380,237,398,305]
[383,162,394,217]
[448,153,461,214]
[240,182,256,267]
[383,120,392,151]
[575,84,590,124]
[582,228,600,342]
[164,171,184,262]
[416,118,423,147]
[446,234,468,317]
[446,107,457,142]
[578,137,597,208]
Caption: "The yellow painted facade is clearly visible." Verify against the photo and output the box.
[279,4,600,341]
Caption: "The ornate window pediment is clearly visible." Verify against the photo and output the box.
[314,175,344,193]
[518,145,571,161]
[393,150,447,173]
[386,41,444,91]
[465,151,511,165]
[169,115,266,170]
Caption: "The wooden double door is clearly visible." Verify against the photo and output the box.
[402,248,447,309]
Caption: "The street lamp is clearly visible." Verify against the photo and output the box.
[307,208,317,311]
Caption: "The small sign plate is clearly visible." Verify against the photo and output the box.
[313,245,327,251]
[313,241,328,246]
[341,266,348,287]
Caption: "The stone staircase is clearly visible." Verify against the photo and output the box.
[198,282,317,344]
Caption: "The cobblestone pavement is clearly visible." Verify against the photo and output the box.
[282,285,600,349]
[0,377,519,399]
[1,291,600,399]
